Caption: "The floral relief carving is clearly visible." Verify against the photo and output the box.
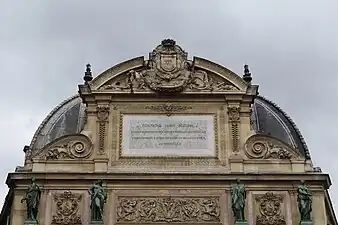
[256,192,286,225]
[245,135,298,160]
[228,105,240,152]
[145,102,192,116]
[43,135,93,160]
[98,39,238,93]
[116,197,220,223]
[52,191,82,225]
[97,105,110,154]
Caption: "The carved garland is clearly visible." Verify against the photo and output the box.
[117,197,220,223]
[97,105,110,154]
[256,192,286,225]
[228,105,240,152]
[52,191,82,225]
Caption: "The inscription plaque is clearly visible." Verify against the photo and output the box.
[121,115,215,156]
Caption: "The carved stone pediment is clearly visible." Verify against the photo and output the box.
[244,134,301,160]
[34,134,93,161]
[98,39,239,93]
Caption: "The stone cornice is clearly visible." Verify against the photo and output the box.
[6,172,331,189]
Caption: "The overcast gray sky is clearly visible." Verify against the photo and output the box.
[0,0,337,211]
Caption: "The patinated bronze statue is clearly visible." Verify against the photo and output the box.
[21,177,41,221]
[89,179,107,221]
[230,179,246,221]
[297,180,312,221]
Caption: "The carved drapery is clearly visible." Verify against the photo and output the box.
[245,135,299,160]
[97,105,110,154]
[228,105,240,153]
[117,197,220,223]
[52,191,82,225]
[256,192,286,225]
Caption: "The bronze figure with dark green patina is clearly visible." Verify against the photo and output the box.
[230,179,246,221]
[21,177,41,221]
[89,179,107,222]
[297,180,312,221]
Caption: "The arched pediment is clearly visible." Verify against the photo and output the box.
[33,134,93,161]
[244,134,303,160]
[89,39,251,94]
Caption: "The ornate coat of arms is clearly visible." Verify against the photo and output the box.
[99,39,238,93]
[142,39,193,92]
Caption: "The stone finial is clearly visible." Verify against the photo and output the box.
[84,63,93,83]
[23,145,30,153]
[243,65,252,83]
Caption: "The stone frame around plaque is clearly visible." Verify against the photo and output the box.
[118,112,219,159]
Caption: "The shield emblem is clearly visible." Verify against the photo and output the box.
[160,54,177,72]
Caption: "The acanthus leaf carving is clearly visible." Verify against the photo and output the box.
[99,39,238,93]
[245,135,299,160]
[40,135,93,160]
[116,197,220,223]
[52,191,82,225]
[256,192,286,225]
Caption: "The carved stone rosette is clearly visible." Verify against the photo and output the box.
[97,105,110,154]
[117,197,220,223]
[228,105,240,152]
[256,192,286,225]
[52,191,82,225]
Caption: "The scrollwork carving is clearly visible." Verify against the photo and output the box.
[245,135,298,160]
[52,191,82,225]
[145,103,192,116]
[116,197,220,223]
[43,135,93,160]
[97,105,110,154]
[98,39,238,93]
[256,192,286,225]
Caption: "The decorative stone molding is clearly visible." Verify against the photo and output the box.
[97,105,110,154]
[98,39,238,93]
[244,135,300,160]
[52,191,82,225]
[228,105,240,152]
[256,192,286,225]
[37,134,93,160]
[145,103,192,116]
[116,197,220,223]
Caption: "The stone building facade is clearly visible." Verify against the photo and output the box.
[0,39,336,225]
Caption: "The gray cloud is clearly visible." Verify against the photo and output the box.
[0,0,337,212]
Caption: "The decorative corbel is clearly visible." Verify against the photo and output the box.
[97,105,110,155]
[227,105,241,153]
